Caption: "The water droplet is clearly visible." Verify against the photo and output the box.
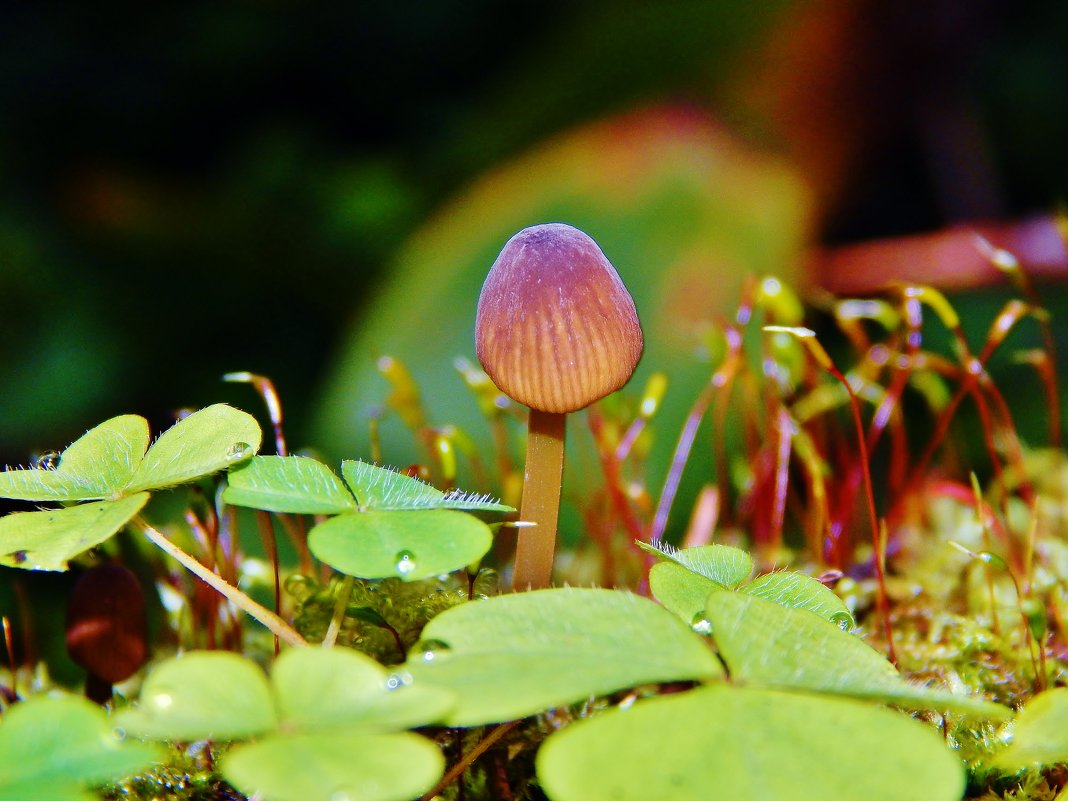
[690,614,712,635]
[385,671,413,691]
[226,442,253,460]
[112,726,127,740]
[417,638,451,663]
[331,788,356,801]
[831,612,853,631]
[32,451,61,470]
[394,550,417,577]
[152,691,174,709]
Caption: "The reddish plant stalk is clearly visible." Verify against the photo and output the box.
[420,721,521,801]
[587,408,646,547]
[255,509,282,656]
[768,407,794,563]
[767,327,896,663]
[837,367,897,664]
[972,234,1063,448]
[651,335,743,544]
[138,516,306,648]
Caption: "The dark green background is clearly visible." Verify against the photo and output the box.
[2,0,1066,467]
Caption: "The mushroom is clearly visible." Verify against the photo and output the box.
[475,223,643,588]
[66,563,148,704]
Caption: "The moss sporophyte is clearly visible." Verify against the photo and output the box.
[475,223,643,589]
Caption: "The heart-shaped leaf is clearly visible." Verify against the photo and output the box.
[308,509,493,581]
[991,687,1068,769]
[0,695,160,801]
[223,456,357,515]
[705,591,1009,719]
[639,542,752,588]
[647,551,854,630]
[271,647,453,732]
[113,645,447,801]
[117,651,276,741]
[222,730,443,801]
[0,415,150,502]
[0,780,97,801]
[648,561,720,625]
[741,571,854,629]
[537,685,965,801]
[125,405,261,493]
[341,460,513,512]
[0,493,149,571]
[401,587,723,725]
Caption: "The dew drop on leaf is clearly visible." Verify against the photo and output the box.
[385,671,413,691]
[226,442,254,461]
[417,638,452,663]
[395,550,417,577]
[832,611,854,631]
[32,451,61,470]
[691,614,712,635]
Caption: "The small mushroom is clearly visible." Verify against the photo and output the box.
[66,563,148,704]
[476,223,643,588]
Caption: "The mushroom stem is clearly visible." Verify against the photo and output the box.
[513,409,566,589]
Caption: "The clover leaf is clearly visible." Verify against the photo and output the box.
[117,648,452,801]
[0,405,261,572]
[0,695,160,801]
[537,685,966,801]
[224,458,512,581]
[645,541,854,629]
[399,587,723,725]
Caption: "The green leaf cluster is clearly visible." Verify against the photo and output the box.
[117,648,452,801]
[0,405,511,586]
[0,405,1031,801]
[0,405,261,570]
[401,587,722,726]
[223,456,513,581]
[641,540,855,629]
[386,551,1011,801]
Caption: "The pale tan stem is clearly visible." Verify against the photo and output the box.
[512,409,566,590]
[323,574,355,648]
[137,516,307,648]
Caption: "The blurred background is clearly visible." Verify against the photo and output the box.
[2,0,1067,471]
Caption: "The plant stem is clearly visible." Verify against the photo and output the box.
[137,516,307,648]
[839,375,897,666]
[420,721,520,801]
[254,509,281,655]
[512,409,565,590]
[323,574,354,648]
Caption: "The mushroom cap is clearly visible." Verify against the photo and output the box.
[475,223,643,413]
